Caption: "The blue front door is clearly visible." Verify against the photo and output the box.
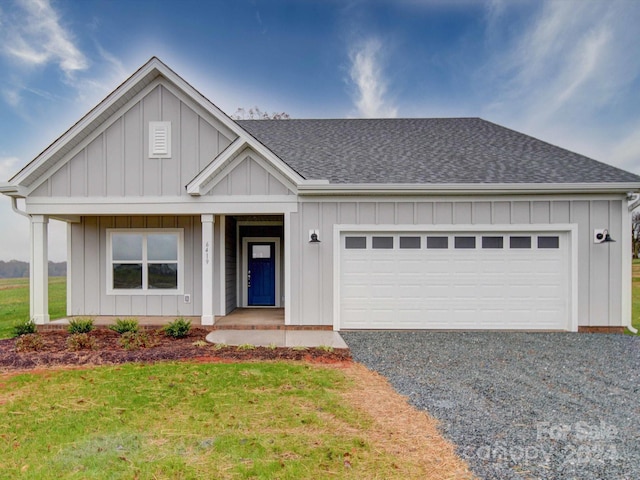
[248,242,276,306]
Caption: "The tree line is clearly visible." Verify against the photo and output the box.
[0,260,66,278]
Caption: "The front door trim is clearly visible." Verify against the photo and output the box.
[242,236,281,307]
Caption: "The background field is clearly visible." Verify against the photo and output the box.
[0,277,66,338]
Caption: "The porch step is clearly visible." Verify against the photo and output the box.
[205,329,348,349]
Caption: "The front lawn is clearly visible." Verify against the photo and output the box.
[0,362,471,479]
[0,277,66,338]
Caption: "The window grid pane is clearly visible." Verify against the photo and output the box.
[345,236,366,249]
[399,236,421,249]
[482,236,504,249]
[538,236,560,249]
[372,236,394,249]
[148,263,178,289]
[147,234,178,261]
[510,236,532,249]
[113,264,143,289]
[427,236,448,249]
[454,236,476,249]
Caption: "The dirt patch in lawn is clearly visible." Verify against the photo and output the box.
[0,328,351,372]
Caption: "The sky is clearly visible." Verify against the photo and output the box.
[1,0,640,261]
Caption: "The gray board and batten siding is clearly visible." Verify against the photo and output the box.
[30,85,234,198]
[290,198,624,328]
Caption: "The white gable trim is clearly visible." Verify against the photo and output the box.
[188,145,297,196]
[187,145,302,196]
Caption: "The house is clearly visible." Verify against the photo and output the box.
[2,57,639,332]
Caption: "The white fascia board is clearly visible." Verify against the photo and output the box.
[297,182,640,196]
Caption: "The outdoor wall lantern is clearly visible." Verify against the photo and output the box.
[309,229,321,243]
[594,228,616,244]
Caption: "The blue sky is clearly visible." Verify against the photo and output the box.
[1,0,640,261]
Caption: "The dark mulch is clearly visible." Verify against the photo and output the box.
[0,328,351,372]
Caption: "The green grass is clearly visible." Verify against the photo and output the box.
[0,277,66,338]
[0,362,409,479]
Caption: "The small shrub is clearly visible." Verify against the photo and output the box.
[267,343,278,350]
[192,340,208,347]
[68,317,95,334]
[316,345,334,353]
[109,318,139,334]
[291,346,308,351]
[163,318,191,338]
[237,343,256,351]
[15,333,44,352]
[212,343,228,350]
[119,331,153,350]
[13,319,37,337]
[67,333,96,351]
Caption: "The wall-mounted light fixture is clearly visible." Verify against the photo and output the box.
[309,229,321,243]
[594,228,616,244]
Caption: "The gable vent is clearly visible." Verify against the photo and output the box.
[149,121,171,158]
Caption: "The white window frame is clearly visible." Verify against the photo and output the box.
[107,228,184,295]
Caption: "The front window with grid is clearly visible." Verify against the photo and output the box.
[107,230,183,294]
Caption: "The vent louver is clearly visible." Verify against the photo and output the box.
[149,121,171,158]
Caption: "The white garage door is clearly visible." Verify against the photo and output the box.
[339,231,571,330]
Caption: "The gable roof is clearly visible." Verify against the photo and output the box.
[8,57,304,195]
[239,118,640,185]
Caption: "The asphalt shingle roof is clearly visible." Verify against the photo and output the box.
[237,118,640,184]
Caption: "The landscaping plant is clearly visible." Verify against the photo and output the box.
[109,317,139,334]
[163,318,191,338]
[67,317,94,334]
[13,319,36,337]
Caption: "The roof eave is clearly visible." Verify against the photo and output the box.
[296,182,640,196]
[0,183,26,197]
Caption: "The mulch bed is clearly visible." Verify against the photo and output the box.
[0,328,351,373]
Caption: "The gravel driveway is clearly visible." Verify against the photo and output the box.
[342,331,640,480]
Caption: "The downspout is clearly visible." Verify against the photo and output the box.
[628,193,639,333]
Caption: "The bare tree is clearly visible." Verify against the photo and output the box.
[633,211,640,258]
[231,106,290,120]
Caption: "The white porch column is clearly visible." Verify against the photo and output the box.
[30,215,49,324]
[201,214,215,325]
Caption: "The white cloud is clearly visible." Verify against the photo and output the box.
[479,0,640,171]
[2,0,88,76]
[0,156,20,181]
[348,37,398,118]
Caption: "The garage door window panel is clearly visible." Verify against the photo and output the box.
[455,236,476,249]
[372,236,394,249]
[399,236,421,249]
[510,236,532,249]
[482,236,504,249]
[345,236,367,249]
[538,236,560,249]
[427,236,448,249]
